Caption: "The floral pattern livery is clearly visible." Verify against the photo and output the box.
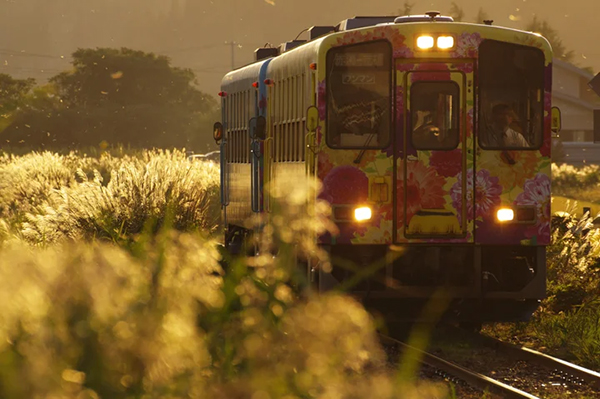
[315,23,552,247]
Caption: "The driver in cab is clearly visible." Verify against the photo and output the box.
[484,103,530,148]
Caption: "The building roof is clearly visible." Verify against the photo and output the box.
[553,91,597,111]
[553,58,595,80]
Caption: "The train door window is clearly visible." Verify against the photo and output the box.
[233,94,237,163]
[479,40,545,150]
[284,78,290,162]
[237,93,240,162]
[410,81,460,150]
[241,92,244,164]
[277,81,283,162]
[245,90,250,163]
[236,93,240,163]
[289,78,293,162]
[279,80,284,162]
[300,75,306,162]
[326,40,392,149]
[227,97,232,162]
[288,78,293,162]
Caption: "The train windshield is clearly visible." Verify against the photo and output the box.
[326,40,392,149]
[410,81,460,150]
[478,40,545,150]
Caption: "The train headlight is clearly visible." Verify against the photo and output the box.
[496,208,515,222]
[416,35,435,49]
[354,206,372,222]
[437,36,455,49]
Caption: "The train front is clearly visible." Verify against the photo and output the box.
[313,16,553,322]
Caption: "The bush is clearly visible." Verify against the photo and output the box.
[552,163,600,201]
[0,149,220,243]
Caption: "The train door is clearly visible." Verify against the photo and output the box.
[395,61,474,242]
[252,60,272,214]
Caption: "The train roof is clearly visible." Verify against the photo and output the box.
[221,12,551,88]
[221,57,271,92]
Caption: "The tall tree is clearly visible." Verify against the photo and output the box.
[0,74,35,114]
[525,16,574,62]
[50,48,212,110]
[4,48,219,150]
[449,2,465,22]
[473,8,490,24]
[399,1,414,15]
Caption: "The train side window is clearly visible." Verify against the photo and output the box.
[479,40,544,150]
[410,81,460,150]
[326,40,392,149]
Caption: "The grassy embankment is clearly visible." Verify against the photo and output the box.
[486,163,600,370]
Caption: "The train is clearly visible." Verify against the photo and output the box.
[213,12,560,324]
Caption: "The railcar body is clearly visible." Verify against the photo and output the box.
[217,14,554,323]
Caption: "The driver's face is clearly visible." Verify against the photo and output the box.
[493,110,513,129]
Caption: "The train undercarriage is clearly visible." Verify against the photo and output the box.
[317,244,546,324]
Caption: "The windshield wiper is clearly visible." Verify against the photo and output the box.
[353,133,377,164]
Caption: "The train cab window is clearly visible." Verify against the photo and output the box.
[410,81,460,150]
[326,40,392,149]
[479,40,545,150]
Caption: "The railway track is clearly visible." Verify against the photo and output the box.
[381,328,600,398]
[380,334,539,398]
[461,328,600,392]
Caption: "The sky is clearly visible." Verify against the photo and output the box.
[0,0,598,97]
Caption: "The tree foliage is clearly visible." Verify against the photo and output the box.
[0,74,36,130]
[399,1,414,15]
[473,8,490,24]
[526,16,574,62]
[449,2,465,22]
[2,48,219,151]
[50,48,211,110]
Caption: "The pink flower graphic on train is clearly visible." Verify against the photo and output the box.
[430,149,462,177]
[317,153,335,180]
[515,174,551,239]
[467,107,474,130]
[452,61,474,74]
[320,165,369,204]
[398,161,446,220]
[410,63,451,82]
[454,32,482,58]
[394,44,414,59]
[451,169,502,220]
[317,81,327,119]
[336,31,367,45]
[395,86,405,119]
[540,91,552,158]
[396,63,414,72]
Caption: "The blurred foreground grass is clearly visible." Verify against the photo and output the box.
[1,150,600,398]
[0,150,451,398]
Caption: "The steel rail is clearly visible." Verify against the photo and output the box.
[379,334,539,399]
[471,332,600,390]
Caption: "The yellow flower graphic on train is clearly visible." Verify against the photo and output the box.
[352,219,394,244]
[479,150,540,191]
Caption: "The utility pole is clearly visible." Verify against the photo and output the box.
[226,41,236,70]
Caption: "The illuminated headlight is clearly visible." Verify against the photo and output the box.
[354,206,372,222]
[416,35,435,49]
[496,208,515,222]
[437,36,455,49]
